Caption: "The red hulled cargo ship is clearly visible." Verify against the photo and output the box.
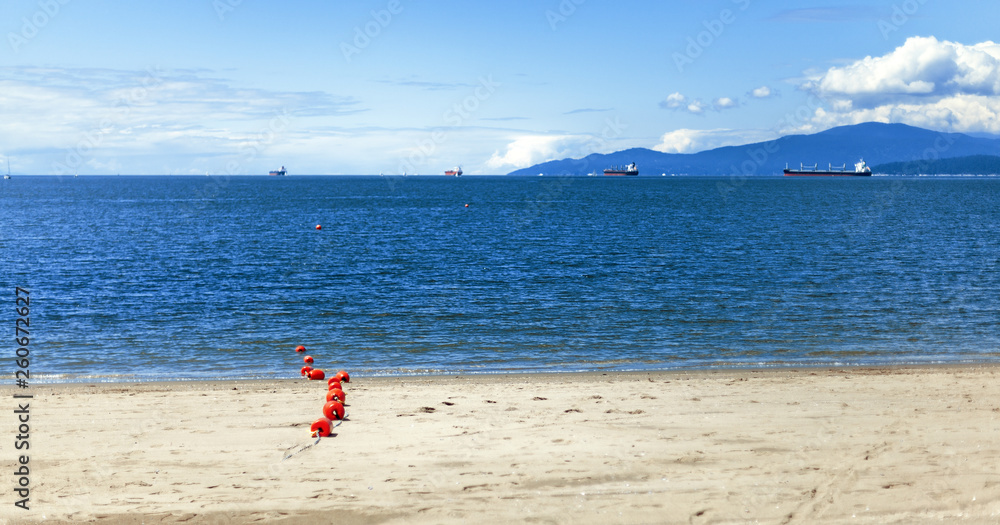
[269,166,287,176]
[444,166,463,176]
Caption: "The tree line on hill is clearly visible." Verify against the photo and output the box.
[872,155,1000,175]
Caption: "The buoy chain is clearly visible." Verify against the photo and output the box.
[282,434,323,461]
[290,344,352,458]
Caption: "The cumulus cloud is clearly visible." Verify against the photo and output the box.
[652,128,776,154]
[485,135,588,169]
[802,36,1000,133]
[662,92,739,114]
[714,97,737,109]
[750,86,773,98]
[660,92,688,110]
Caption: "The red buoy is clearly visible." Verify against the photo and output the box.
[326,389,345,402]
[337,370,351,383]
[323,401,345,420]
[327,377,341,386]
[327,381,342,391]
[303,355,314,365]
[464,203,469,208]
[309,369,326,381]
[316,224,322,230]
[327,388,346,403]
[310,417,332,437]
[295,345,306,353]
[301,366,313,376]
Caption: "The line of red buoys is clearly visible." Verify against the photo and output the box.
[294,344,351,439]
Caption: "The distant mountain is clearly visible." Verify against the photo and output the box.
[507,123,1000,176]
[873,155,1000,175]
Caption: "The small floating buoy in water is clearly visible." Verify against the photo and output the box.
[316,224,322,230]
[295,345,306,353]
[303,355,314,365]
[309,369,326,381]
[464,203,469,208]
[301,366,313,377]
[323,401,345,420]
[310,417,332,437]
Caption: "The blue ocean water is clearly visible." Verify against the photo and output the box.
[2,175,999,382]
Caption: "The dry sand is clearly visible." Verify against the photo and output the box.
[3,366,1000,524]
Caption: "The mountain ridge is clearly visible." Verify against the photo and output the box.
[507,123,1000,176]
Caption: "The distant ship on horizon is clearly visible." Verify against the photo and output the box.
[784,159,872,176]
[444,166,463,176]
[269,166,287,176]
[604,162,638,176]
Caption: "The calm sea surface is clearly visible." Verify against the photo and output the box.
[2,175,999,382]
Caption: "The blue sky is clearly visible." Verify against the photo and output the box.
[2,0,999,175]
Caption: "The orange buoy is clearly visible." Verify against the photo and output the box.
[309,369,326,381]
[464,203,469,208]
[310,417,332,437]
[301,366,313,376]
[316,224,322,230]
[303,355,314,365]
[323,401,345,420]
[327,381,342,391]
[295,345,306,353]
[328,388,346,403]
[327,376,341,386]
[326,389,345,402]
[337,370,351,383]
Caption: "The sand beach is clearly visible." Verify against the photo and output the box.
[4,366,1000,524]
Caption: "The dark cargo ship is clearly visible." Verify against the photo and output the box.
[784,159,871,176]
[604,162,638,176]
[269,166,287,176]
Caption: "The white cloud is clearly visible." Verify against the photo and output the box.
[663,93,746,114]
[714,97,737,109]
[750,86,773,98]
[652,128,776,154]
[0,67,363,174]
[660,92,710,114]
[485,135,588,170]
[661,92,687,109]
[686,101,706,114]
[801,36,1000,133]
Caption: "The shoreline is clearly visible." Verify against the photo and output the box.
[4,365,1000,523]
[22,360,1000,387]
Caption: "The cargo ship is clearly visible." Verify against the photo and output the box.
[604,162,638,176]
[784,159,871,176]
[444,166,463,176]
[269,166,287,176]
